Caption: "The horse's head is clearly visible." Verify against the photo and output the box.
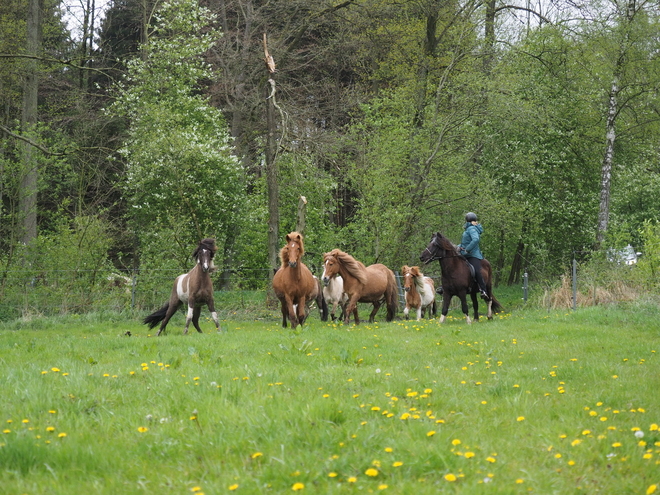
[420,232,455,264]
[401,265,412,292]
[282,232,304,268]
[193,238,217,273]
[322,251,340,286]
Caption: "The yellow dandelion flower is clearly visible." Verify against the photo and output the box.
[516,479,524,484]
[647,485,657,495]
[328,472,338,478]
[137,426,148,433]
[378,484,388,490]
[486,456,496,463]
[191,487,202,493]
[427,430,436,437]
[347,477,357,483]
[612,442,622,448]
[465,452,475,459]
[582,430,591,435]
[46,426,55,432]
[517,416,525,422]
[251,452,263,459]
[384,447,393,453]
[228,484,239,491]
[365,468,378,477]
[392,461,403,467]
[292,482,304,491]
[568,460,576,466]
[58,432,67,438]
[571,439,581,446]
[452,439,461,446]
[51,368,60,372]
[444,473,457,482]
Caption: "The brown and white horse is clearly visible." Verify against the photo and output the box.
[272,232,318,329]
[322,249,398,325]
[401,265,436,321]
[143,238,220,335]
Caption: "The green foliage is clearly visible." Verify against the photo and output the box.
[109,0,243,265]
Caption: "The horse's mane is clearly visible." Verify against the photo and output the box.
[279,231,305,267]
[328,249,368,284]
[405,265,426,296]
[193,238,217,259]
[435,232,459,255]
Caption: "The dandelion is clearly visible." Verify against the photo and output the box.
[427,430,436,437]
[465,452,475,459]
[292,482,304,491]
[571,439,581,447]
[486,456,496,463]
[251,452,263,459]
[612,442,622,448]
[517,416,525,422]
[137,426,148,433]
[452,439,461,446]
[191,487,202,492]
[384,447,393,453]
[635,430,645,439]
[516,479,524,484]
[378,484,388,490]
[647,485,657,495]
[582,430,591,436]
[347,477,357,483]
[444,474,457,482]
[365,468,379,477]
[228,484,238,491]
[328,472,338,478]
[58,432,67,438]
[46,426,55,432]
[392,461,403,467]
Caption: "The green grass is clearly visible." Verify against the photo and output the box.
[0,301,659,494]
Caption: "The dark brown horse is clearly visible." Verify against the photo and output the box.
[272,232,319,329]
[322,249,398,325]
[420,232,503,323]
[143,238,220,335]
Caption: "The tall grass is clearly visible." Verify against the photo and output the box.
[0,302,658,494]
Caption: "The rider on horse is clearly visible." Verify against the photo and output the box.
[458,212,490,301]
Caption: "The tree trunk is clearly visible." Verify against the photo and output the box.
[264,34,279,274]
[296,196,307,235]
[19,0,42,246]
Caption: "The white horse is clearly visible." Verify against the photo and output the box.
[401,265,437,321]
[321,268,348,322]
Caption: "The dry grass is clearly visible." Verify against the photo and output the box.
[542,274,641,309]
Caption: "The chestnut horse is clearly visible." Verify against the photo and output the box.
[401,265,436,321]
[143,238,220,335]
[420,232,503,323]
[322,249,398,325]
[272,232,319,329]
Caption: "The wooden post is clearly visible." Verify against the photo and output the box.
[296,196,307,235]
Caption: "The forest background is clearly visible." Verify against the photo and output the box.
[1,0,660,319]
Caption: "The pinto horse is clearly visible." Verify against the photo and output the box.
[321,270,348,322]
[322,249,398,325]
[143,238,220,335]
[401,265,436,321]
[272,232,319,329]
[420,232,503,323]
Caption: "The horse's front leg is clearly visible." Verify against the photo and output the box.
[470,292,480,322]
[183,304,195,334]
[416,306,422,321]
[439,295,451,324]
[403,303,410,320]
[297,297,307,326]
[207,298,221,332]
[459,294,472,324]
[279,299,288,328]
[191,306,203,333]
[287,298,300,329]
[344,296,360,325]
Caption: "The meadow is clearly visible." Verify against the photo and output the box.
[1,299,659,494]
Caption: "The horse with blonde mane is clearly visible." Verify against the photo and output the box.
[401,265,437,321]
[272,232,319,329]
[322,249,398,325]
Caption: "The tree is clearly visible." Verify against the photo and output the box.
[110,0,243,267]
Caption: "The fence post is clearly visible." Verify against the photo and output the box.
[131,272,137,311]
[572,257,577,311]
[522,269,528,303]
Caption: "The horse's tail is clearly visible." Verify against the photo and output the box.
[490,295,504,314]
[385,268,398,322]
[143,303,169,329]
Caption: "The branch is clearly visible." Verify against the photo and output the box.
[0,124,66,156]
[0,53,114,78]
[494,5,552,24]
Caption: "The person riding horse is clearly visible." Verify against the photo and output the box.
[458,212,490,301]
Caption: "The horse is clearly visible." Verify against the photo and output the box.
[321,269,348,322]
[143,238,220,335]
[401,265,437,321]
[420,232,503,324]
[272,232,318,329]
[322,249,398,325]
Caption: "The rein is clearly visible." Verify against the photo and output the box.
[424,240,463,262]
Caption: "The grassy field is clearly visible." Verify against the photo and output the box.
[0,299,659,494]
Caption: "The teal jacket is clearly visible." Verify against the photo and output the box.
[459,223,484,260]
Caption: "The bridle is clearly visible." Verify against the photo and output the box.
[422,236,462,262]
